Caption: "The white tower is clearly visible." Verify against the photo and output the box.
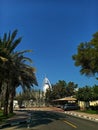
[43,77,51,93]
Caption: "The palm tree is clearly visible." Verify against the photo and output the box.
[0,30,22,115]
[9,52,38,113]
[0,30,38,115]
[0,30,21,90]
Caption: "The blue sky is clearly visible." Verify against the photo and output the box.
[0,0,98,91]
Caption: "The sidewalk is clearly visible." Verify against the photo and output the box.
[0,110,29,129]
[64,110,98,122]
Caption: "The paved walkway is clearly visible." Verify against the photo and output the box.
[64,110,98,122]
[0,107,98,129]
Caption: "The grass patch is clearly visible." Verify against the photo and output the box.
[0,110,15,124]
[78,109,98,114]
[0,110,3,116]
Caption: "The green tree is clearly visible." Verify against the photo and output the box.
[15,89,36,107]
[0,30,22,115]
[45,80,67,104]
[0,30,38,115]
[93,85,98,100]
[52,80,67,99]
[45,80,78,103]
[45,88,52,104]
[72,32,98,78]
[66,82,78,97]
[76,86,92,101]
[8,51,38,113]
[76,86,94,109]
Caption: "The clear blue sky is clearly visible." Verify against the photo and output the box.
[0,0,98,91]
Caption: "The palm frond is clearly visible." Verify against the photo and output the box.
[15,50,32,56]
[10,30,18,42]
[21,57,32,63]
[3,33,7,43]
[0,56,8,62]
[9,37,22,53]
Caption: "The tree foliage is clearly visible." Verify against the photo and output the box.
[76,85,98,102]
[45,80,78,103]
[66,82,77,96]
[72,32,98,78]
[52,80,67,99]
[0,30,38,115]
[15,90,36,107]
[93,85,98,100]
[76,86,93,101]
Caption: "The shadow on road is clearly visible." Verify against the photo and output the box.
[14,110,65,129]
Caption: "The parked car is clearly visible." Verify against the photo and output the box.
[63,103,80,111]
[19,105,25,108]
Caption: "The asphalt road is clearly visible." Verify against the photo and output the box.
[3,110,98,130]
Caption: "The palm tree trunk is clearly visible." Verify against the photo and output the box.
[9,96,13,114]
[9,89,15,114]
[3,84,9,116]
[0,81,2,94]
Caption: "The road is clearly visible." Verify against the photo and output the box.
[3,110,98,130]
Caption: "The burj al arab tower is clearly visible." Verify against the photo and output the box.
[43,76,52,93]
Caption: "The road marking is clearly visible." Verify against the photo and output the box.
[63,120,77,128]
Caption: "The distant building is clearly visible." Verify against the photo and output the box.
[43,76,52,93]
[13,100,19,108]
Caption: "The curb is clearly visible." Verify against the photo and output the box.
[65,111,98,122]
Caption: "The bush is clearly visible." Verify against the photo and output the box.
[90,105,98,110]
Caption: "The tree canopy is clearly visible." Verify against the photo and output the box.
[76,85,98,105]
[45,80,78,103]
[0,30,38,115]
[72,32,98,78]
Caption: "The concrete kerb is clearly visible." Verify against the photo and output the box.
[64,111,98,122]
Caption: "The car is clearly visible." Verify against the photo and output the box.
[19,105,25,108]
[63,103,80,111]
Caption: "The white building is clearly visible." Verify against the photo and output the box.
[13,100,19,108]
[43,77,52,93]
